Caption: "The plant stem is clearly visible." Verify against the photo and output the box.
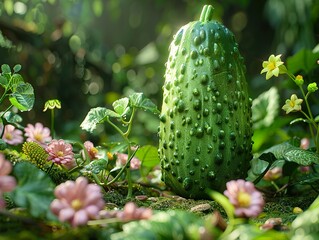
[124,107,136,137]
[299,86,319,152]
[51,109,55,139]
[106,147,139,186]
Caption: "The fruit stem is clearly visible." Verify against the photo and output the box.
[199,5,214,22]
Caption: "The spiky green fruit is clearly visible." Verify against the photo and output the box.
[158,5,253,199]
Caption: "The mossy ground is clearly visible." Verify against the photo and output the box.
[0,182,317,239]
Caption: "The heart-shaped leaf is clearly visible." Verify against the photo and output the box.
[9,82,34,111]
[80,107,120,132]
[113,97,129,115]
[129,92,159,115]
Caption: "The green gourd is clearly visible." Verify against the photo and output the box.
[158,5,253,199]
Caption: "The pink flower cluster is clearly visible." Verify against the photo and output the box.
[116,153,141,170]
[45,139,74,165]
[1,122,52,147]
[0,154,16,209]
[224,179,264,218]
[99,202,152,221]
[50,177,105,227]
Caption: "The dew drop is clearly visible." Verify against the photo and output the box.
[183,178,193,190]
[193,88,200,96]
[193,158,200,166]
[203,108,209,117]
[201,74,209,85]
[181,47,187,55]
[216,103,222,113]
[193,99,201,110]
[177,100,185,112]
[159,114,166,123]
[196,127,204,138]
[176,130,182,138]
[170,121,175,130]
[180,64,186,74]
[219,130,225,139]
[208,171,215,179]
[194,36,201,46]
[230,132,236,140]
[203,47,210,56]
[191,50,198,59]
[215,153,223,165]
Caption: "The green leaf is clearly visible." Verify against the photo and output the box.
[260,140,319,166]
[284,149,319,165]
[2,111,23,124]
[207,190,234,220]
[0,75,8,87]
[9,82,34,111]
[13,64,22,73]
[136,145,160,168]
[1,64,11,74]
[80,107,120,132]
[0,139,7,150]
[252,87,279,129]
[287,49,319,74]
[129,92,159,115]
[290,118,308,125]
[8,73,24,90]
[249,152,277,184]
[81,158,108,174]
[11,162,55,218]
[113,97,129,116]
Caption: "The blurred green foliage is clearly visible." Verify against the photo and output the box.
[0,0,318,148]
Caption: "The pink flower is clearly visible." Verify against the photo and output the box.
[224,179,264,218]
[45,139,74,165]
[116,153,141,170]
[117,202,152,221]
[263,167,282,181]
[83,141,99,160]
[300,138,310,150]
[0,154,16,209]
[24,122,52,147]
[50,177,105,227]
[1,124,23,145]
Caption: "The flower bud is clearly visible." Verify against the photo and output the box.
[295,75,304,86]
[307,82,318,93]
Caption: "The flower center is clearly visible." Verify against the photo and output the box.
[267,62,276,71]
[57,151,64,157]
[34,133,43,142]
[238,191,251,208]
[5,133,12,140]
[71,199,83,211]
[289,100,295,108]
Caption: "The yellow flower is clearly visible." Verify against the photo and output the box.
[43,99,61,112]
[282,94,303,114]
[261,54,285,80]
